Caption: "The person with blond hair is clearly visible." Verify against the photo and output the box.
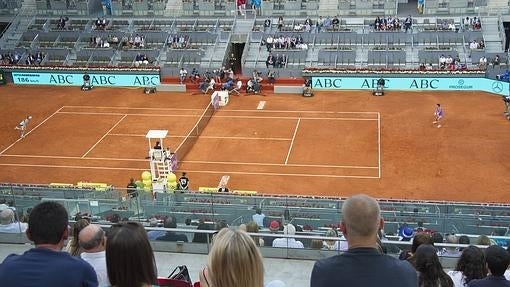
[199,228,285,287]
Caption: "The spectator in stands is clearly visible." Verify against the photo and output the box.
[404,15,412,32]
[179,67,188,84]
[65,218,90,257]
[200,228,285,287]
[126,178,137,198]
[470,40,479,50]
[264,17,271,32]
[25,53,36,65]
[246,221,264,246]
[266,53,275,68]
[0,201,98,286]
[79,224,110,287]
[463,17,471,31]
[156,216,188,242]
[476,235,492,246]
[190,68,200,83]
[467,245,510,286]
[0,208,27,233]
[193,221,213,243]
[399,226,415,241]
[267,70,275,85]
[272,223,304,249]
[222,78,234,91]
[472,17,482,31]
[447,245,487,287]
[247,78,261,94]
[322,229,338,250]
[204,77,216,94]
[58,16,66,29]
[252,208,265,227]
[275,54,286,68]
[400,232,433,267]
[147,217,165,240]
[236,0,246,16]
[439,234,462,257]
[277,16,284,31]
[494,55,501,66]
[415,244,454,287]
[252,69,263,83]
[264,220,280,247]
[332,16,340,31]
[106,221,157,287]
[310,194,417,287]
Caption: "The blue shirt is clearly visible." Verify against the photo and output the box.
[0,247,98,287]
[311,247,417,287]
[468,275,510,287]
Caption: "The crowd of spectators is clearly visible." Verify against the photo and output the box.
[469,39,485,50]
[0,52,21,65]
[90,35,115,48]
[263,35,307,52]
[57,16,71,30]
[94,17,108,30]
[25,52,44,65]
[119,34,146,49]
[1,197,510,287]
[265,52,287,68]
[463,16,482,31]
[374,16,402,31]
[439,54,464,70]
[168,34,191,49]
[134,53,150,67]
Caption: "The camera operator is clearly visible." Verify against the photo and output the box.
[81,73,93,91]
[503,96,510,120]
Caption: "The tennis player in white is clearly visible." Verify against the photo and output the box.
[15,116,32,138]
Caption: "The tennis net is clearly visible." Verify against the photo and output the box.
[173,101,216,166]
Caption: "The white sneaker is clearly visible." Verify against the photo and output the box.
[437,125,441,128]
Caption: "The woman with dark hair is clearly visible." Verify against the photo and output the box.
[415,244,454,287]
[65,218,90,256]
[106,221,157,287]
[400,233,434,267]
[447,246,487,287]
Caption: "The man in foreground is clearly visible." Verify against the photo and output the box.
[310,194,417,287]
[0,201,98,287]
[80,224,110,287]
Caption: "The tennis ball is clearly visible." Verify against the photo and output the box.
[167,180,178,190]
[167,172,177,183]
[135,180,143,189]
[141,171,152,181]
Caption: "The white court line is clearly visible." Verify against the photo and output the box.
[58,111,199,117]
[58,111,378,121]
[0,154,378,169]
[109,133,185,138]
[63,105,379,115]
[0,163,379,179]
[285,118,301,165]
[0,106,64,156]
[62,105,203,111]
[82,114,127,158]
[0,154,147,162]
[108,134,292,141]
[182,160,378,169]
[378,112,381,179]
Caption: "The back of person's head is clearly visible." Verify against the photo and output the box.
[27,201,69,245]
[69,219,91,256]
[476,235,491,246]
[431,232,443,244]
[411,233,433,253]
[455,245,487,284]
[415,244,453,287]
[254,207,262,215]
[485,245,510,276]
[164,216,177,229]
[208,228,264,287]
[0,208,14,225]
[106,221,156,287]
[283,224,296,236]
[446,234,459,244]
[246,221,259,233]
[458,235,470,245]
[341,194,381,239]
[79,224,105,251]
[215,220,228,231]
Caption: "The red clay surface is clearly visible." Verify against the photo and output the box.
[0,84,509,203]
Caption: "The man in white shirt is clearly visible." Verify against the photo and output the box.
[272,224,304,249]
[469,40,479,50]
[179,67,188,84]
[0,208,27,233]
[252,208,265,227]
[15,116,32,139]
[79,224,110,287]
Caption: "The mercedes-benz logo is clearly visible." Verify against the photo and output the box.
[458,79,464,85]
[492,81,503,93]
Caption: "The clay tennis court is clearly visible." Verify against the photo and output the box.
[0,84,509,203]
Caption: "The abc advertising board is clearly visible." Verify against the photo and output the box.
[11,72,160,87]
[311,77,510,96]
